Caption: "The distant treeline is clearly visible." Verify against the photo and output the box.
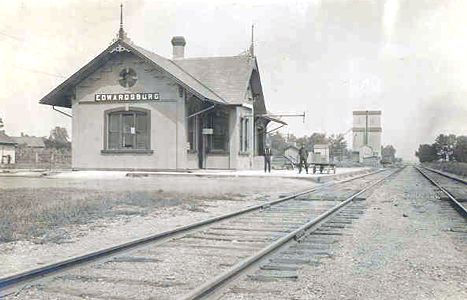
[415,134,467,163]
[268,132,398,163]
[269,132,349,161]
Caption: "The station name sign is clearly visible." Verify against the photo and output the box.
[95,93,160,102]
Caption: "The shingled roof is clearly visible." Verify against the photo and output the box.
[174,55,255,105]
[39,39,242,108]
[128,42,227,104]
[0,131,16,145]
[11,136,46,148]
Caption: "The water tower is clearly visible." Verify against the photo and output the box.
[352,110,382,159]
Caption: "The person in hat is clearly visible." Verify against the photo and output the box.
[264,145,272,173]
[298,145,309,174]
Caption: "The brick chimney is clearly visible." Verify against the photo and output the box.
[171,36,186,59]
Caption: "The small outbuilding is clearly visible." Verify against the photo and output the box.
[312,144,330,163]
[0,130,16,165]
[284,144,299,162]
[11,135,46,149]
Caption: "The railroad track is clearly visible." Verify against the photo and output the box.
[414,165,467,217]
[1,168,400,299]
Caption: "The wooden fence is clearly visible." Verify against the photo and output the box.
[13,148,71,169]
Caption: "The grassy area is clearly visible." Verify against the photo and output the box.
[0,188,213,243]
[0,174,309,244]
[425,162,467,177]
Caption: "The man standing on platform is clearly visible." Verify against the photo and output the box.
[264,145,272,173]
[298,145,309,174]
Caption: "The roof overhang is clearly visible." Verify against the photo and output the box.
[39,42,117,108]
[259,115,287,126]
[39,39,227,108]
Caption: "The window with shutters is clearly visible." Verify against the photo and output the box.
[186,100,200,152]
[104,108,151,153]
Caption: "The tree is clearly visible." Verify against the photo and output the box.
[415,144,437,163]
[433,134,456,161]
[45,127,71,150]
[328,134,347,161]
[453,135,467,162]
[269,132,287,154]
[296,133,328,150]
[381,145,396,163]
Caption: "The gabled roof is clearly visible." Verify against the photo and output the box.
[314,144,329,149]
[39,38,254,108]
[128,42,226,104]
[11,136,46,148]
[174,55,255,105]
[0,131,16,145]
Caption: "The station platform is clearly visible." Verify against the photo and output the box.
[0,167,375,182]
[42,167,374,183]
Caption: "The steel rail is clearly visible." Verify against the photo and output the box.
[420,166,467,185]
[183,168,401,300]
[415,166,467,217]
[0,169,386,292]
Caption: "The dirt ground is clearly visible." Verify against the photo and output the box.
[222,166,467,300]
[3,167,465,299]
[0,174,317,277]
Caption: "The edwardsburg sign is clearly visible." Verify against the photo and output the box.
[95,93,160,102]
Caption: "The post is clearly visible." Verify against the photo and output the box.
[203,134,207,169]
[50,151,54,171]
[365,110,369,146]
[250,96,256,168]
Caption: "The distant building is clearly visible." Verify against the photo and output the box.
[11,135,46,148]
[352,110,382,162]
[0,130,16,165]
[312,144,330,163]
[284,144,299,161]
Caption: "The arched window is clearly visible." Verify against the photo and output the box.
[105,108,150,151]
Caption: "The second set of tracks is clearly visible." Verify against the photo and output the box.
[414,165,467,217]
[1,168,402,299]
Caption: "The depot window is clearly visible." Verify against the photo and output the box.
[104,108,151,152]
[239,117,249,153]
[207,110,229,152]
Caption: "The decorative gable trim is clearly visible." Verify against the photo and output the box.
[110,43,131,53]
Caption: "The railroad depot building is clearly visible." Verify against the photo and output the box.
[40,23,284,171]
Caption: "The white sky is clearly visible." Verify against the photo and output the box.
[0,0,466,160]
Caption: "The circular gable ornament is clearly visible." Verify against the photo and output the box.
[119,67,137,88]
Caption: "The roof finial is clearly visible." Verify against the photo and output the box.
[118,3,126,40]
[120,4,123,28]
[249,24,255,57]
